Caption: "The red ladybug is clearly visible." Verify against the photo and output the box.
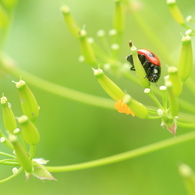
[127,49,161,83]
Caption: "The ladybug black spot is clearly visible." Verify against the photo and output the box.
[148,53,155,58]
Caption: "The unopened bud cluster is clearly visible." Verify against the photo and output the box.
[60,0,195,138]
[0,79,40,174]
[61,2,126,72]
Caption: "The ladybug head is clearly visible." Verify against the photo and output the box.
[148,65,161,83]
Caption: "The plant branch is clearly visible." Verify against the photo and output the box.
[0,62,115,109]
[45,130,195,172]
[0,167,23,184]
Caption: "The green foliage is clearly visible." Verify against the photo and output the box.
[1,0,195,194]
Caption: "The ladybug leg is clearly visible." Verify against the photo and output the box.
[145,64,157,82]
[144,75,148,79]
[138,54,146,64]
[145,66,152,78]
[126,54,136,71]
[138,54,149,78]
[141,60,151,79]
[130,66,135,71]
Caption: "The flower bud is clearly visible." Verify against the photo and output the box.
[161,115,177,135]
[111,43,120,59]
[97,29,105,37]
[185,29,192,36]
[18,115,40,145]
[179,163,194,178]
[0,136,5,143]
[165,80,179,117]
[113,0,125,33]
[9,134,32,173]
[167,66,183,96]
[123,94,148,119]
[186,16,193,22]
[79,30,97,66]
[159,86,168,110]
[177,35,193,82]
[61,5,80,38]
[157,109,164,116]
[14,79,39,122]
[0,129,13,149]
[12,167,18,175]
[167,0,185,25]
[1,95,17,134]
[109,29,117,36]
[93,68,125,101]
[129,41,150,88]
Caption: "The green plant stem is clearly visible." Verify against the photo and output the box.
[97,34,112,57]
[147,91,163,109]
[29,145,36,160]
[0,167,23,184]
[2,55,195,116]
[1,64,115,109]
[0,159,19,165]
[2,61,195,123]
[0,152,15,158]
[120,68,141,85]
[122,69,195,114]
[177,121,195,128]
[181,23,195,33]
[2,57,195,119]
[147,115,163,119]
[0,131,14,150]
[19,132,27,151]
[91,41,111,62]
[147,108,158,115]
[152,84,195,114]
[179,99,195,114]
[185,78,195,96]
[45,130,195,172]
[128,2,174,66]
[160,88,168,110]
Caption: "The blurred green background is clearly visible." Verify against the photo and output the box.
[1,0,195,194]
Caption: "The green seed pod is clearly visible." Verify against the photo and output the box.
[18,115,40,145]
[168,66,183,96]
[15,80,39,122]
[165,80,179,117]
[178,163,195,194]
[61,5,80,38]
[1,95,17,134]
[114,0,125,33]
[93,68,125,101]
[79,30,97,66]
[129,41,150,88]
[177,35,193,82]
[124,94,148,119]
[9,134,32,173]
[167,0,185,25]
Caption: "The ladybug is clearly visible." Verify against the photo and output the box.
[126,49,161,83]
